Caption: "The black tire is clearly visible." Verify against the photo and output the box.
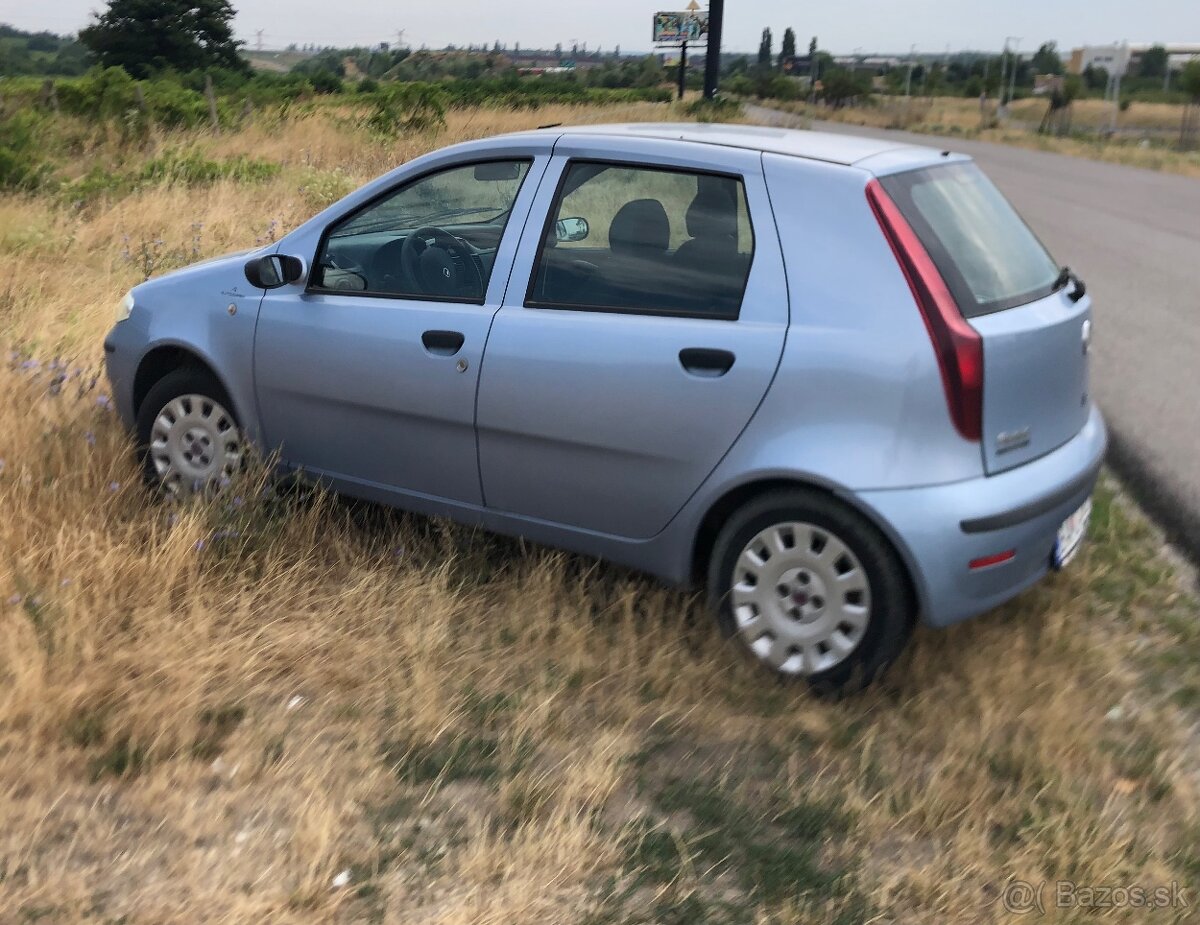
[135,367,241,490]
[707,489,915,695]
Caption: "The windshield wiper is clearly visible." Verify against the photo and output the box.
[1056,266,1087,303]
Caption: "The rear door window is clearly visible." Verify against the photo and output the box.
[881,162,1061,317]
[526,161,754,319]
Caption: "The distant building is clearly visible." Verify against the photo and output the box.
[1068,42,1200,77]
[781,54,899,78]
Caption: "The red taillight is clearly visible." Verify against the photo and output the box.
[866,179,983,442]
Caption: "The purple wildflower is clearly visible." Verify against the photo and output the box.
[96,394,112,410]
[108,481,120,493]
[194,539,206,552]
[85,431,96,446]
[6,594,20,606]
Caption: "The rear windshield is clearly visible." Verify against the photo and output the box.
[881,162,1061,317]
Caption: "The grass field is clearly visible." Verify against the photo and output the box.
[761,95,1200,178]
[2,101,1200,924]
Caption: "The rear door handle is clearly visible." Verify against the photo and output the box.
[679,348,735,378]
[422,329,465,356]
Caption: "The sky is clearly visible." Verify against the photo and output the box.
[2,0,1198,56]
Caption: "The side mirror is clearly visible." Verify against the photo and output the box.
[555,216,590,243]
[245,254,306,290]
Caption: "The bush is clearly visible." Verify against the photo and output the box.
[137,150,280,185]
[0,112,50,190]
[366,83,448,135]
[685,97,741,122]
[821,68,872,108]
[55,66,139,120]
[61,150,281,206]
[725,75,756,97]
[307,69,344,95]
[139,80,211,128]
[52,68,213,130]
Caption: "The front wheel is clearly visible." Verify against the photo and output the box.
[707,489,915,694]
[136,368,243,494]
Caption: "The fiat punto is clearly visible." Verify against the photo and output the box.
[104,123,1106,692]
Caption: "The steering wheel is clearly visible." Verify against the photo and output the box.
[398,226,484,299]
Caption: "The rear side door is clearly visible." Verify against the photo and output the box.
[476,140,789,539]
[880,162,1090,473]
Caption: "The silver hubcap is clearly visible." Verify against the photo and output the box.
[730,521,871,676]
[149,394,241,493]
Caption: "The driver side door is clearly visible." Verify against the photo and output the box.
[253,157,538,507]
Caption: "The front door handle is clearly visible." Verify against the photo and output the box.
[679,347,735,378]
[422,329,465,356]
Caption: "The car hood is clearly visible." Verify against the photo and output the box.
[130,246,268,308]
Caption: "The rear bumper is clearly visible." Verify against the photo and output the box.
[855,404,1107,628]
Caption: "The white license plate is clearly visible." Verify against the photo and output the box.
[1053,498,1092,569]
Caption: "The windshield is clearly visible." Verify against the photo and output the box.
[880,162,1061,317]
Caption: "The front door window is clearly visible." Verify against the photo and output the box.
[311,159,531,301]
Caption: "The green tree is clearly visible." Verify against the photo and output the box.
[821,67,870,108]
[1139,44,1168,79]
[757,28,773,69]
[79,0,247,78]
[779,27,796,68]
[1176,59,1200,149]
[1039,74,1082,134]
[1031,41,1063,75]
[1082,64,1108,91]
[1182,58,1200,101]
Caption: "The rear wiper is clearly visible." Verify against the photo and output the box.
[1056,266,1087,303]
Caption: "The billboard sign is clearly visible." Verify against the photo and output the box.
[653,11,708,44]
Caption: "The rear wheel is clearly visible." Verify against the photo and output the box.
[707,489,914,694]
[136,368,243,494]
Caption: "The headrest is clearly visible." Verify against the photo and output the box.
[685,188,738,240]
[609,199,670,255]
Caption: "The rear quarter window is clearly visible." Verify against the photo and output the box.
[881,162,1061,317]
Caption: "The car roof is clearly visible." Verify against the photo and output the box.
[516,122,942,168]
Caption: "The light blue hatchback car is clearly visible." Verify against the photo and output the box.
[105,123,1106,691]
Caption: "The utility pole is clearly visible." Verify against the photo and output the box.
[904,44,916,97]
[1007,38,1021,109]
[997,41,1006,104]
[702,0,724,99]
[255,29,265,52]
[678,39,687,99]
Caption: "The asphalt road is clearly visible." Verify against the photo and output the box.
[746,105,1200,558]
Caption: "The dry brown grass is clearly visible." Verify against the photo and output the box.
[764,96,1200,179]
[2,101,1200,924]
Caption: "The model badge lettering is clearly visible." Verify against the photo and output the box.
[996,428,1032,453]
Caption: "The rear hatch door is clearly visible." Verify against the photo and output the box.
[881,162,1090,474]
